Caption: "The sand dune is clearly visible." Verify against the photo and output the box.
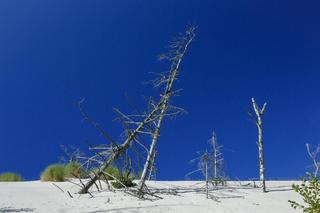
[0,181,303,213]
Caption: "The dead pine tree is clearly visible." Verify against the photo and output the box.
[137,27,196,194]
[204,152,210,199]
[248,98,267,192]
[210,130,225,185]
[186,150,211,199]
[186,130,227,200]
[306,143,320,178]
[78,26,196,195]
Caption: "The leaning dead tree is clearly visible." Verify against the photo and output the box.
[137,27,196,193]
[78,26,196,195]
[248,98,267,192]
[306,143,320,178]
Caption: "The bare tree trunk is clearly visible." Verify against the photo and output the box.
[147,150,157,181]
[257,123,266,192]
[251,98,267,193]
[79,99,168,194]
[79,27,196,194]
[139,118,163,190]
[138,27,196,194]
[210,130,224,185]
[205,159,209,199]
[214,139,218,179]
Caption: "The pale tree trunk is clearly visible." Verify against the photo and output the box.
[79,27,196,195]
[251,98,267,193]
[257,121,266,192]
[137,27,196,194]
[147,150,157,180]
[78,98,168,194]
[211,130,223,184]
[205,159,209,199]
[139,117,163,190]
[214,140,218,179]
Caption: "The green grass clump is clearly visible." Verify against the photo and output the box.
[104,166,120,180]
[0,172,23,182]
[91,166,120,180]
[111,172,136,189]
[111,178,136,189]
[91,166,136,189]
[40,164,66,182]
[65,162,83,178]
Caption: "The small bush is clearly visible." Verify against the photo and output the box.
[0,172,23,182]
[111,172,136,189]
[91,166,120,180]
[65,162,83,178]
[288,173,320,212]
[41,164,66,182]
[104,166,120,180]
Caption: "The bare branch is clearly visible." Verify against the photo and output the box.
[306,143,320,177]
[78,98,118,147]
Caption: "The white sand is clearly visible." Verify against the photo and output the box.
[0,180,303,213]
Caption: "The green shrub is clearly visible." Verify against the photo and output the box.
[65,162,83,178]
[111,172,136,189]
[104,166,120,180]
[41,164,66,182]
[288,173,320,212]
[0,172,23,182]
[91,166,120,180]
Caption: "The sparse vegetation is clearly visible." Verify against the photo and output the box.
[0,172,23,182]
[103,166,120,180]
[90,166,120,180]
[40,164,66,182]
[92,167,136,189]
[289,173,320,213]
[111,172,136,189]
[65,162,83,178]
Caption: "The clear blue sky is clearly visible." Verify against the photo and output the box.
[0,0,319,180]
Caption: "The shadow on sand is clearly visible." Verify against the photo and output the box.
[82,204,201,213]
[0,207,34,213]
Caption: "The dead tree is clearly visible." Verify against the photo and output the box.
[204,152,210,199]
[138,27,196,194]
[249,98,267,192]
[186,150,210,199]
[210,130,224,184]
[210,131,224,180]
[78,26,196,195]
[186,131,226,199]
[306,143,320,178]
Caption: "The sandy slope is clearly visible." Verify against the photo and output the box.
[0,181,303,213]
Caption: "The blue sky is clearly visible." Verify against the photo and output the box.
[0,0,319,180]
